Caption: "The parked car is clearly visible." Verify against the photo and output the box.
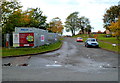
[85,38,99,47]
[76,37,83,42]
[105,35,112,37]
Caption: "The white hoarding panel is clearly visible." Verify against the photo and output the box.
[13,33,19,47]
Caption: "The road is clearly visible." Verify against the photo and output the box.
[2,37,118,81]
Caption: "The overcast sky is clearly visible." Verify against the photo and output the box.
[18,0,119,35]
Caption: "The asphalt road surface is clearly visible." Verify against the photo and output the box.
[2,37,118,81]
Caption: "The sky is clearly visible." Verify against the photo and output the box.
[18,0,119,35]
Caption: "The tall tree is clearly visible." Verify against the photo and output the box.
[65,12,91,35]
[1,0,22,34]
[48,17,64,34]
[78,16,90,34]
[26,8,47,29]
[85,25,92,34]
[103,5,120,30]
[65,12,79,36]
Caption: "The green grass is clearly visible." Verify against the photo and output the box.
[2,41,62,57]
[96,34,119,53]
[98,41,119,53]
[97,34,118,44]
[72,34,88,38]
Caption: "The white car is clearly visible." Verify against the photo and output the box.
[85,38,99,48]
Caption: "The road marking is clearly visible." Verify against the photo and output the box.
[46,64,62,67]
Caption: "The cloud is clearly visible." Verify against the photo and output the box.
[19,0,119,32]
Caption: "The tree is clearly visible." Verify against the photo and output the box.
[78,16,91,34]
[103,5,120,30]
[65,12,92,35]
[26,8,47,29]
[65,12,79,36]
[108,17,120,40]
[48,17,64,34]
[85,25,92,34]
[1,0,22,34]
[2,3,48,34]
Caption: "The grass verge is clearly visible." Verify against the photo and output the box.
[2,41,62,57]
[98,41,119,53]
[97,34,118,44]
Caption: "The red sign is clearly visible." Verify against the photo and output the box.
[41,35,44,42]
[19,33,34,46]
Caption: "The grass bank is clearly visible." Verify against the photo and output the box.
[97,34,119,44]
[98,41,119,53]
[2,41,62,57]
[97,34,119,53]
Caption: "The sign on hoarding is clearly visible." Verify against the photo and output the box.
[15,27,34,32]
[19,33,34,46]
[41,35,44,42]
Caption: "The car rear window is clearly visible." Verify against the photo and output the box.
[87,38,96,41]
[91,39,96,41]
[78,38,82,39]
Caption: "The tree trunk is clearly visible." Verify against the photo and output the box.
[117,36,119,40]
[81,27,84,34]
[71,29,75,36]
[82,29,84,34]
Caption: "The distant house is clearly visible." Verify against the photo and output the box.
[78,30,90,34]
[92,32,97,34]
[105,30,111,34]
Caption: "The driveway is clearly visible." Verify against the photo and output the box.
[2,37,118,81]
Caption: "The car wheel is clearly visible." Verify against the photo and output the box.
[97,45,99,48]
[86,44,89,48]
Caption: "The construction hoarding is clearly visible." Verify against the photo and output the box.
[13,27,59,47]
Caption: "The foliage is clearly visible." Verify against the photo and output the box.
[65,12,79,36]
[103,5,120,30]
[108,17,120,39]
[1,0,48,34]
[65,12,92,36]
[26,8,47,29]
[48,17,64,34]
[78,16,92,34]
[1,0,22,34]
